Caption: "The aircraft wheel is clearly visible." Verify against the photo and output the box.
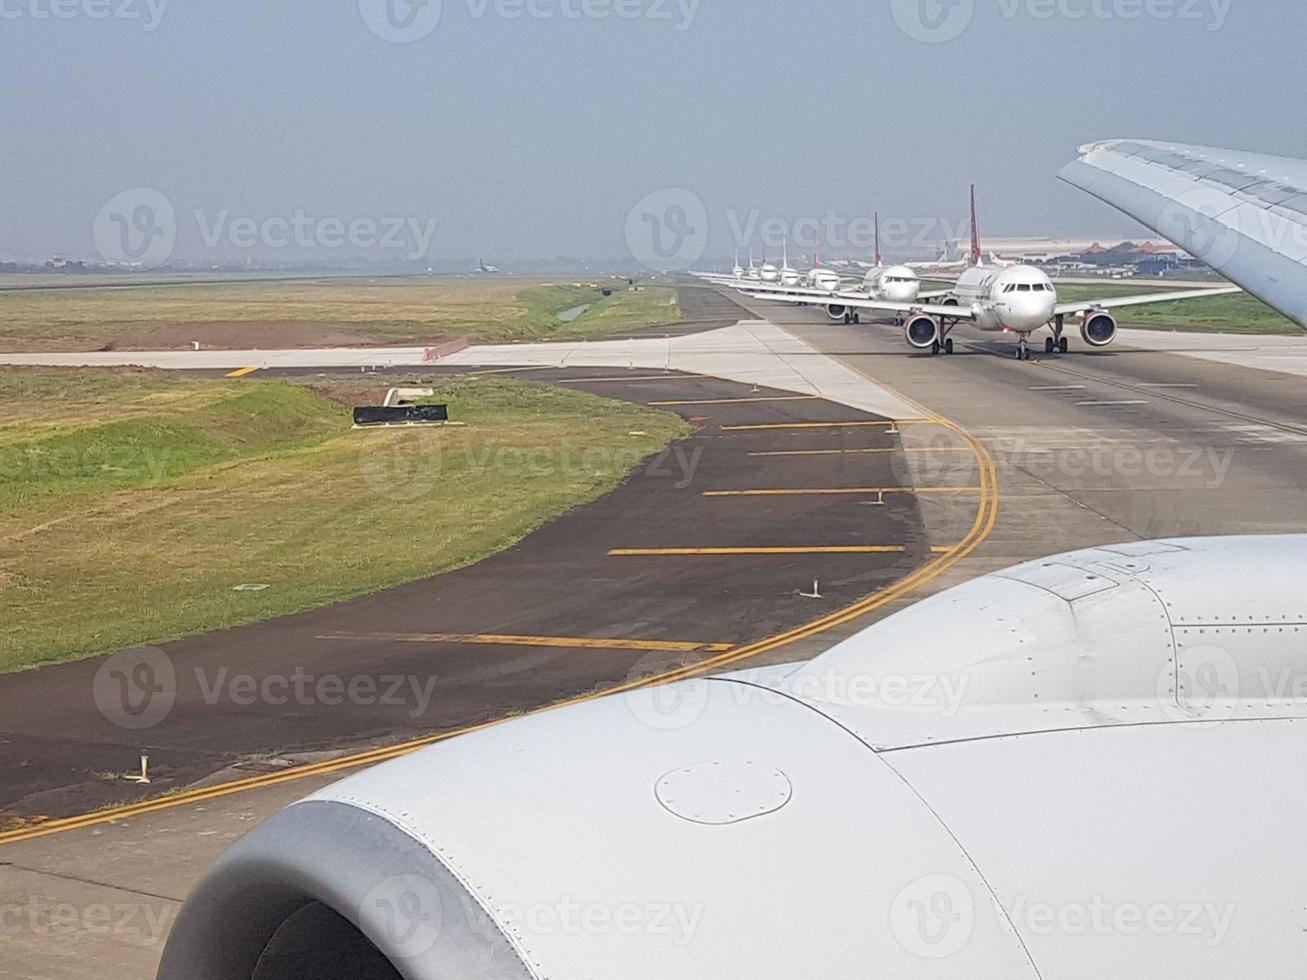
[1045,337,1055,354]
[944,338,954,354]
[853,313,861,324]
[1059,337,1069,354]
[931,340,941,355]
[843,313,852,324]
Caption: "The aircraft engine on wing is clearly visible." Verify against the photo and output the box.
[825,304,849,321]
[1080,311,1118,347]
[158,535,1307,979]
[904,314,940,349]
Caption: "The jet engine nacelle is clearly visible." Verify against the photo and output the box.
[158,535,1307,980]
[1081,311,1118,347]
[825,304,848,321]
[903,313,940,349]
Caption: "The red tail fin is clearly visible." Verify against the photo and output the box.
[970,185,983,266]
[874,211,882,267]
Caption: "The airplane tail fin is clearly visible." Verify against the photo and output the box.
[874,211,883,267]
[970,185,983,266]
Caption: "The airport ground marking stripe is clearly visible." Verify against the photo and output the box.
[702,487,981,497]
[556,374,708,384]
[318,632,733,653]
[224,366,260,378]
[647,395,820,406]
[721,419,932,431]
[0,377,997,848]
[1027,384,1085,391]
[608,546,958,556]
[1075,399,1149,406]
[747,447,973,458]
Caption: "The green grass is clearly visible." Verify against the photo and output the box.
[0,370,688,671]
[0,278,683,350]
[1053,283,1300,334]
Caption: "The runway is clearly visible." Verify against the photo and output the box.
[728,292,1307,593]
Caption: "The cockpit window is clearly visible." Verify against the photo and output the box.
[1018,284,1031,292]
[1003,284,1015,292]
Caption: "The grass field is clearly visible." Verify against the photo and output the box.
[1052,283,1299,334]
[0,277,682,351]
[0,369,688,671]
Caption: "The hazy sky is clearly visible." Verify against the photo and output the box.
[2,0,1304,267]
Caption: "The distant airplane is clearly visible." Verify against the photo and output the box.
[1060,139,1307,329]
[697,213,940,324]
[746,186,1241,358]
[475,259,501,274]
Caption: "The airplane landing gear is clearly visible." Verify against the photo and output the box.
[1048,314,1069,355]
[931,331,956,356]
[1015,335,1032,360]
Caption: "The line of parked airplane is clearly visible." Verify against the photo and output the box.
[697,187,1241,359]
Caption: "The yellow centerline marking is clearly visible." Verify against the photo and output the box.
[224,366,260,378]
[648,395,820,406]
[721,419,931,431]
[608,546,957,556]
[0,374,998,848]
[556,374,707,384]
[703,487,980,497]
[319,632,733,653]
[748,446,974,458]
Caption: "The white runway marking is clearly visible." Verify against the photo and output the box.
[1075,399,1150,406]
[1028,385,1086,391]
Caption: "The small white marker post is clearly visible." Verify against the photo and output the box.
[799,579,823,599]
[872,490,885,506]
[126,751,150,784]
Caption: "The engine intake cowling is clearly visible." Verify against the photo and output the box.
[826,304,848,321]
[904,314,940,349]
[1081,312,1118,347]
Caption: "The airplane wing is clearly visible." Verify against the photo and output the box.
[1059,139,1307,329]
[747,292,978,320]
[1054,285,1243,318]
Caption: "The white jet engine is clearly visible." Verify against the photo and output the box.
[903,313,940,349]
[158,536,1307,979]
[1080,311,1118,347]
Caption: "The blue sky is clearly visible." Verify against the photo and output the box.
[1,0,1302,265]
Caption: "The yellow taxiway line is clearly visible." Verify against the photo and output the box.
[748,446,974,458]
[556,374,707,384]
[609,545,958,556]
[648,395,820,407]
[702,487,981,497]
[721,419,931,431]
[0,377,997,848]
[224,366,261,379]
[319,632,733,654]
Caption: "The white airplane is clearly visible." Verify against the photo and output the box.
[475,259,500,274]
[749,186,1242,358]
[718,213,939,324]
[162,534,1307,979]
